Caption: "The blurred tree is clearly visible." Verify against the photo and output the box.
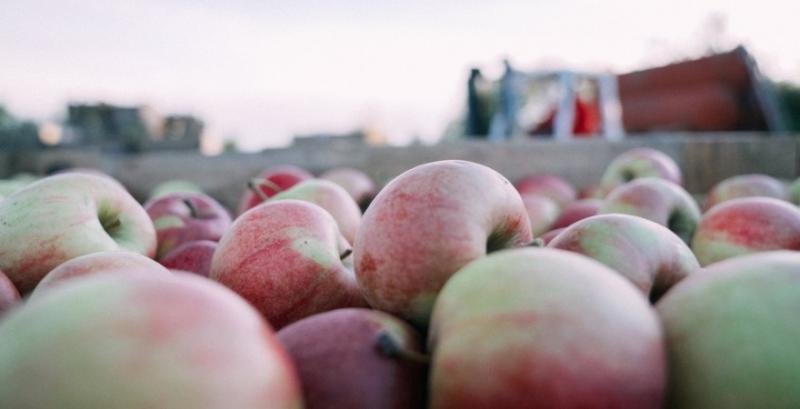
[777,82,800,132]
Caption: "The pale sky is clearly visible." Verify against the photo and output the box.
[1,0,798,151]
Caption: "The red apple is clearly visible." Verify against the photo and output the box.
[703,174,788,211]
[237,165,313,215]
[428,248,665,408]
[538,227,565,245]
[691,197,800,266]
[354,160,533,327]
[145,192,231,260]
[657,251,800,408]
[270,179,362,245]
[0,173,157,294]
[548,214,699,301]
[601,177,701,243]
[514,175,577,207]
[31,250,170,297]
[160,240,217,278]
[521,193,560,236]
[0,273,302,408]
[599,147,682,196]
[211,200,365,329]
[550,198,603,229]
[277,308,426,409]
[319,167,377,210]
[0,269,20,314]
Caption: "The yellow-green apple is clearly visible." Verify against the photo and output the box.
[144,192,232,259]
[0,269,20,314]
[0,173,157,294]
[514,174,577,207]
[148,179,203,200]
[354,160,533,327]
[599,147,682,196]
[550,198,603,229]
[691,197,800,266]
[31,250,169,297]
[789,177,800,205]
[704,174,788,211]
[548,214,699,301]
[211,200,365,329]
[160,240,217,278]
[0,174,38,201]
[428,248,665,409]
[601,177,701,243]
[238,165,313,215]
[0,273,302,409]
[270,179,362,245]
[521,193,560,237]
[319,167,377,210]
[277,308,426,409]
[657,251,800,408]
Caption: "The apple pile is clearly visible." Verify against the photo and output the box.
[0,149,799,409]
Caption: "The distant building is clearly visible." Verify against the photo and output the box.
[65,103,202,152]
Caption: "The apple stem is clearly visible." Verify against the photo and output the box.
[339,248,353,260]
[376,331,429,365]
[182,198,198,218]
[248,178,284,204]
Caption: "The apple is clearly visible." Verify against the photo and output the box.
[148,179,203,201]
[145,192,232,259]
[277,308,426,409]
[550,198,603,229]
[657,251,800,408]
[599,147,682,196]
[789,177,800,205]
[237,165,313,215]
[514,175,577,207]
[0,174,38,201]
[600,177,701,244]
[704,174,788,211]
[578,183,604,199]
[32,250,170,297]
[270,179,362,245]
[0,269,20,314]
[521,193,560,237]
[0,173,157,294]
[548,214,699,301]
[160,240,217,278]
[319,167,377,210]
[354,160,533,327]
[691,197,800,266]
[428,248,665,408]
[538,227,565,245]
[0,273,303,409]
[211,200,366,329]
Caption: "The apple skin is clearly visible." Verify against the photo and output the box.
[270,179,362,245]
[0,173,157,294]
[514,175,577,207]
[520,193,560,237]
[145,192,232,259]
[238,165,313,215]
[428,248,665,409]
[277,308,426,409]
[148,179,204,201]
[550,198,603,229]
[0,269,20,314]
[703,174,788,211]
[599,148,682,196]
[656,251,800,408]
[691,197,800,266]
[548,214,699,301]
[211,200,366,329]
[160,240,217,278]
[32,250,170,297]
[319,167,377,210]
[0,273,303,409]
[601,177,701,244]
[354,160,533,327]
[789,177,800,205]
[538,227,565,245]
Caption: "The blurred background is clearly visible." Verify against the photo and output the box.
[1,0,799,156]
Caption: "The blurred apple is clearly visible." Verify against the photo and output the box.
[319,167,377,210]
[599,147,682,196]
[704,174,788,211]
[148,179,203,201]
[160,240,217,278]
[514,175,576,207]
[0,173,157,294]
[145,192,231,259]
[0,269,20,314]
[520,193,560,237]
[550,198,603,229]
[237,165,313,215]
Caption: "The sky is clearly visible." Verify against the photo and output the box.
[1,0,799,151]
